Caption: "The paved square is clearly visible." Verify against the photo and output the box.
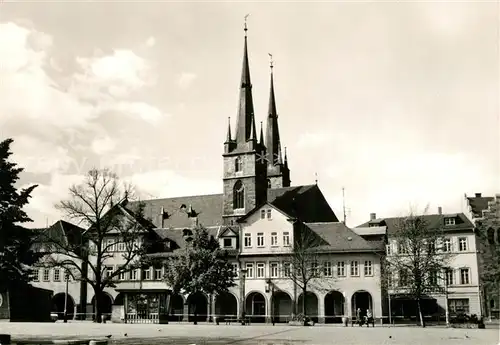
[2,322,499,345]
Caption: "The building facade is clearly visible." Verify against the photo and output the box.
[465,193,500,319]
[357,210,483,321]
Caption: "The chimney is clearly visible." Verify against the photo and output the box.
[438,206,442,215]
[370,213,376,220]
[475,193,482,198]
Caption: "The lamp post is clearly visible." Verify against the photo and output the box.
[444,268,450,327]
[63,269,69,323]
[240,268,247,324]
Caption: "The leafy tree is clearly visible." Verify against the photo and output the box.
[281,222,334,326]
[163,226,236,324]
[0,138,40,285]
[41,169,150,323]
[384,208,452,327]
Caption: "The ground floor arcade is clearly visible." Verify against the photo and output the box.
[112,288,378,324]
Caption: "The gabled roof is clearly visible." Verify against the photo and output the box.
[466,195,495,218]
[131,184,339,230]
[237,201,293,223]
[356,213,474,236]
[218,226,239,237]
[304,222,384,252]
[32,220,85,252]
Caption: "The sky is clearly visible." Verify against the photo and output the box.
[0,1,498,228]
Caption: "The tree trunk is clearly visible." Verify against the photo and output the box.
[302,288,307,326]
[417,298,425,328]
[94,289,103,323]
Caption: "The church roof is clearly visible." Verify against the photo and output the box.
[135,184,338,229]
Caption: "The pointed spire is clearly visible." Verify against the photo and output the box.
[226,117,232,143]
[284,146,288,167]
[249,114,257,141]
[235,16,255,144]
[276,143,283,165]
[259,121,264,146]
[266,54,282,166]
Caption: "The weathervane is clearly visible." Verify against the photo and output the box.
[244,14,250,33]
[268,53,274,69]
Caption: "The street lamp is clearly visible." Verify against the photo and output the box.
[63,268,69,323]
[240,268,247,324]
[266,279,275,325]
[444,268,450,327]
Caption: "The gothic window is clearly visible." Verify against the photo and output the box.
[233,180,244,209]
[235,157,242,172]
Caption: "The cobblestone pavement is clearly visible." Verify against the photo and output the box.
[2,322,499,345]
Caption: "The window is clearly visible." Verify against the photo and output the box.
[270,262,279,278]
[32,268,40,282]
[386,244,392,255]
[460,268,470,285]
[458,237,468,251]
[154,268,163,280]
[260,210,266,219]
[257,263,265,278]
[235,157,243,172]
[399,269,408,287]
[245,263,254,278]
[364,261,373,276]
[106,238,115,252]
[283,262,291,277]
[350,261,359,276]
[53,268,61,282]
[445,269,454,286]
[267,179,271,188]
[244,233,252,247]
[444,217,456,226]
[65,269,70,282]
[232,263,239,278]
[337,262,345,277]
[271,232,278,246]
[105,265,114,279]
[267,209,272,220]
[131,269,138,281]
[142,267,151,280]
[257,233,264,247]
[427,240,436,254]
[117,240,126,252]
[323,262,332,277]
[119,268,128,281]
[43,268,50,282]
[223,238,232,248]
[428,270,438,286]
[443,238,452,252]
[311,261,319,276]
[398,241,407,254]
[283,232,290,246]
[233,180,245,209]
[449,299,470,314]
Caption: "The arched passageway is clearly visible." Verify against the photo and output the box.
[324,290,345,323]
[215,292,238,319]
[52,293,75,320]
[351,290,373,318]
[271,291,293,323]
[187,292,208,323]
[114,293,124,305]
[168,293,184,321]
[246,292,266,323]
[298,291,319,323]
[91,292,114,320]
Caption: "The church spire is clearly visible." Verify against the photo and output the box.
[265,54,281,166]
[225,117,232,143]
[259,121,264,146]
[235,16,255,144]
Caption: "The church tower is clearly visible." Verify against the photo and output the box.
[222,23,267,226]
[265,59,291,188]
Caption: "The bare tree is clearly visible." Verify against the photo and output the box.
[383,207,452,327]
[40,169,150,323]
[280,222,335,325]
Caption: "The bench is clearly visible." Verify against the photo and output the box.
[351,316,375,327]
[225,317,251,325]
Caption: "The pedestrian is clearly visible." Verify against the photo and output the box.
[366,309,373,327]
[356,308,362,326]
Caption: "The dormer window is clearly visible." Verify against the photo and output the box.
[444,217,455,226]
[223,238,232,248]
[235,157,243,172]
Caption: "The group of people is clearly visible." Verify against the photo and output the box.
[356,307,373,327]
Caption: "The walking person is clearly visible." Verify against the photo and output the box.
[356,308,362,326]
[365,309,373,327]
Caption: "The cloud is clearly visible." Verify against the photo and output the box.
[145,36,156,47]
[177,72,197,90]
[100,101,167,124]
[91,136,116,155]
